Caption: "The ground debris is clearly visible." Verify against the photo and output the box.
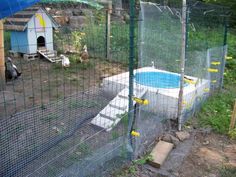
[161,133,180,147]
[175,131,190,141]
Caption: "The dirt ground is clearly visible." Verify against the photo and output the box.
[113,128,236,177]
[178,131,236,177]
[0,56,127,118]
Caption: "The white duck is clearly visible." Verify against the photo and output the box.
[60,54,70,67]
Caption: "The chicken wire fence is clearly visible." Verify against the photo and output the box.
[0,0,230,176]
[133,0,229,156]
[0,1,133,177]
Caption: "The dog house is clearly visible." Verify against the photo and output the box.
[4,6,58,54]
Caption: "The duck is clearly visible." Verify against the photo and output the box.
[60,54,70,67]
[5,57,21,82]
[79,45,89,63]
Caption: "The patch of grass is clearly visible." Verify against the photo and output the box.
[228,128,236,139]
[76,143,92,157]
[220,166,236,177]
[134,154,153,165]
[113,163,138,177]
[197,89,235,134]
[77,61,94,70]
[111,131,120,140]
[196,30,236,135]
[68,100,99,109]
[119,112,129,127]
[46,165,59,177]
[40,113,59,123]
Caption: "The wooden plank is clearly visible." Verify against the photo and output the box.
[15,11,36,16]
[230,99,236,130]
[0,20,5,90]
[149,141,174,168]
[4,25,25,31]
[6,18,31,23]
[177,0,187,131]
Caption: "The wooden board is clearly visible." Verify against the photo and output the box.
[149,140,174,168]
[0,20,5,90]
[230,99,236,130]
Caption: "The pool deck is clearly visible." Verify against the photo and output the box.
[101,67,210,119]
[102,67,209,99]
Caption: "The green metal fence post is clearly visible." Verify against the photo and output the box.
[219,17,228,90]
[127,0,135,160]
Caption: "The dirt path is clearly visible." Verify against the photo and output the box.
[112,130,236,177]
[178,131,236,177]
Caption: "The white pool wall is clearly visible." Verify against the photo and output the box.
[102,67,210,119]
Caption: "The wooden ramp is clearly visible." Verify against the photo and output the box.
[91,87,147,131]
[37,48,61,63]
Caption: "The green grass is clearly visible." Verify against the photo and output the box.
[197,88,235,134]
[196,30,236,136]
[40,113,59,123]
[220,167,236,177]
[68,100,99,109]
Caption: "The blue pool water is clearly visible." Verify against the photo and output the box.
[135,71,183,89]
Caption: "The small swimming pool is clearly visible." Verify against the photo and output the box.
[135,71,183,89]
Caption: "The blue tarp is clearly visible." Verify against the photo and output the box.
[0,0,103,19]
[0,0,40,19]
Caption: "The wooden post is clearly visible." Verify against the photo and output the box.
[177,0,187,131]
[106,1,112,60]
[0,20,5,90]
[230,99,236,130]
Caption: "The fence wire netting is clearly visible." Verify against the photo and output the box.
[0,0,230,177]
[1,1,132,177]
[134,0,229,156]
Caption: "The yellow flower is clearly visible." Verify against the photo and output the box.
[80,32,86,36]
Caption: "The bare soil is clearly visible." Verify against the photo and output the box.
[0,56,127,118]
[113,130,236,177]
[178,131,236,177]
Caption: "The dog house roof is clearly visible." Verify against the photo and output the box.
[4,6,59,31]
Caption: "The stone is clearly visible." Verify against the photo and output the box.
[69,16,86,29]
[82,9,93,17]
[161,133,180,147]
[45,7,51,12]
[208,174,217,177]
[175,131,190,141]
[53,16,69,26]
[64,9,73,17]
[55,10,63,16]
[52,126,61,133]
[202,140,210,145]
[72,9,83,16]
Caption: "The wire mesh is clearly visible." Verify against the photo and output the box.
[0,0,230,176]
[133,0,229,156]
[0,1,132,177]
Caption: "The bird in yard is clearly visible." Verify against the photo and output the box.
[60,54,70,68]
[79,45,89,63]
[5,57,21,82]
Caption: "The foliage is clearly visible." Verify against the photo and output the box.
[196,29,236,135]
[197,90,235,134]
[41,113,59,123]
[220,166,236,177]
[228,128,236,139]
[134,154,153,165]
[204,0,236,26]
[71,31,84,53]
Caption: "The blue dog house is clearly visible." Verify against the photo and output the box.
[4,6,58,54]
